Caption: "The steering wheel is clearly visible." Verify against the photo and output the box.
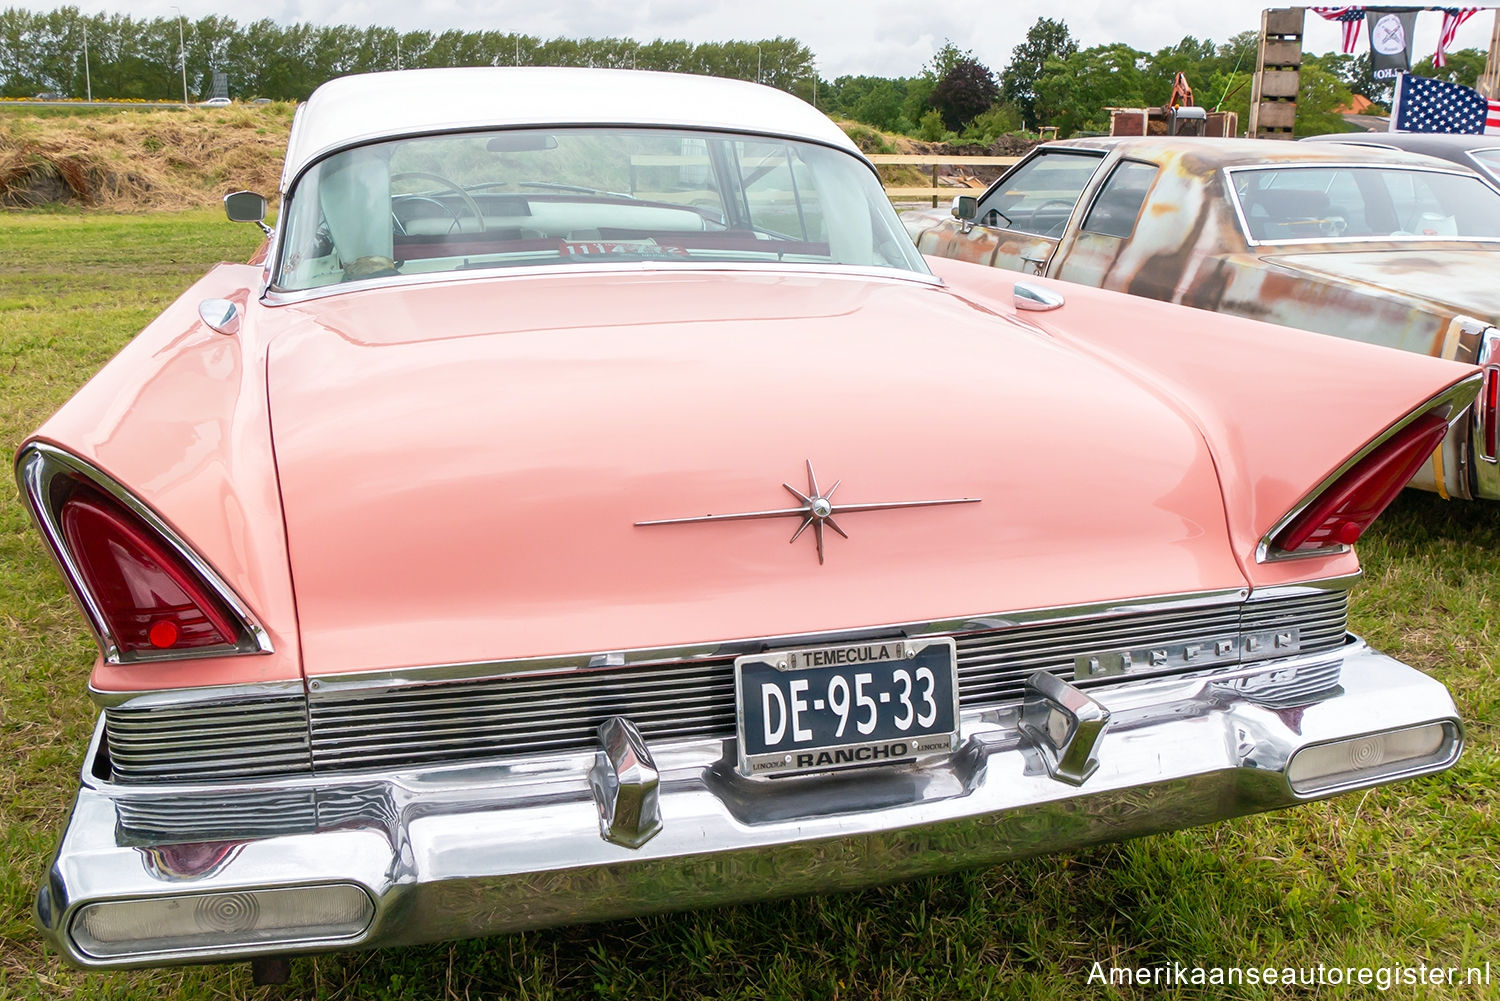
[1028,199,1074,237]
[390,171,486,233]
[390,195,451,237]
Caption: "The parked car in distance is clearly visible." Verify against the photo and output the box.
[904,136,1500,501]
[19,69,1477,982]
[1301,131,1500,189]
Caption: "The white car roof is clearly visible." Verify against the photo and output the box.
[281,67,860,188]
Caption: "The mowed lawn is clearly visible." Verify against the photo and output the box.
[1,210,1497,1000]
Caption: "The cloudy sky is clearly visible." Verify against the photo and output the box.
[32,1,1498,78]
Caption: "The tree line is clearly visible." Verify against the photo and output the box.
[1,8,1487,141]
[0,7,815,102]
[820,19,1487,144]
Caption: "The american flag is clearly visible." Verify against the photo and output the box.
[1392,73,1500,134]
[1312,6,1366,54]
[1435,7,1482,67]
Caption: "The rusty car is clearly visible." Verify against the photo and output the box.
[903,136,1500,501]
[17,70,1478,981]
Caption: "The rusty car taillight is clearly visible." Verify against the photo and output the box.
[1271,413,1450,554]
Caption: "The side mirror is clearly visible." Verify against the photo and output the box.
[950,195,978,221]
[224,190,271,235]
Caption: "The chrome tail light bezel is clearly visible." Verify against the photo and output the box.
[1258,373,1483,563]
[14,442,272,664]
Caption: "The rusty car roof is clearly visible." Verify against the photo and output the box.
[1043,136,1464,170]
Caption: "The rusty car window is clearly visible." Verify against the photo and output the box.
[275,128,926,290]
[976,151,1104,237]
[1080,160,1158,239]
[1230,166,1500,243]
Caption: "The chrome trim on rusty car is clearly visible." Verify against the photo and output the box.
[1257,376,1482,562]
[13,443,273,664]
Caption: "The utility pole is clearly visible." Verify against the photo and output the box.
[170,5,188,106]
[396,35,402,70]
[756,45,762,83]
[82,24,91,102]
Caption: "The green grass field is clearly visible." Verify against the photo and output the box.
[1,210,1497,1000]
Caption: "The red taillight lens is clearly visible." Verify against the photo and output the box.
[1272,413,1450,554]
[58,485,239,654]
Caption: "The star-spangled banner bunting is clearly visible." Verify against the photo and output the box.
[1310,6,1493,64]
[1391,72,1500,133]
[1436,7,1482,66]
[1312,7,1366,54]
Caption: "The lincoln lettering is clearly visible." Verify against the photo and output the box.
[796,743,910,769]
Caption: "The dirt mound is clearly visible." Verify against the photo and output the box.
[0,106,292,210]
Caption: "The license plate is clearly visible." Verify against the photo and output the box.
[735,638,959,778]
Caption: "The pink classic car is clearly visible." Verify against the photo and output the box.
[17,68,1478,981]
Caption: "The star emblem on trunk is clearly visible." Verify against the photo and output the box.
[636,460,980,564]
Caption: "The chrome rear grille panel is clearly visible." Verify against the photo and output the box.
[310,659,738,772]
[104,589,1349,783]
[104,698,310,783]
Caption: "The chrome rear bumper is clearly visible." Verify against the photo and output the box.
[37,636,1461,968]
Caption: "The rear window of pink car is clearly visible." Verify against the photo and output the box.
[274,128,927,290]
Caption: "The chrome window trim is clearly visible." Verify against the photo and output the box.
[1223,162,1500,248]
[14,442,274,664]
[1257,375,1482,562]
[1463,148,1500,186]
[260,260,945,308]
